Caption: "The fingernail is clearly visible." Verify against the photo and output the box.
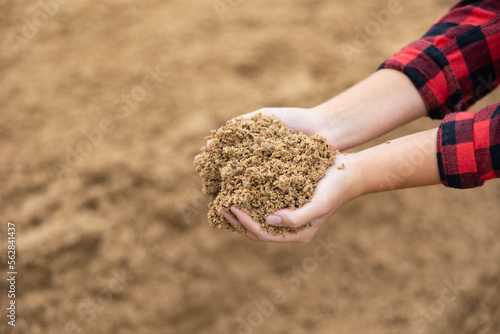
[267,215,282,226]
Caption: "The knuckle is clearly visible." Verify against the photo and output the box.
[286,217,302,229]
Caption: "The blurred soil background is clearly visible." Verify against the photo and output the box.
[1,0,500,333]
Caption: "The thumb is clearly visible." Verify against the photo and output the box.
[266,197,328,229]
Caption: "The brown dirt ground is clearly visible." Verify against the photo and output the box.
[1,0,500,333]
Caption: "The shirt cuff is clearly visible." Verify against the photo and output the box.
[437,105,500,188]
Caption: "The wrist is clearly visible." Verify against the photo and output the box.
[311,104,352,151]
[334,152,367,201]
[341,128,441,195]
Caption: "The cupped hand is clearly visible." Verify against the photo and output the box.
[219,154,361,243]
[207,107,358,243]
[207,107,337,151]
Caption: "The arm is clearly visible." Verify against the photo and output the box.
[224,128,441,243]
[236,68,427,152]
[380,0,500,119]
[265,0,500,151]
[215,1,500,242]
[313,69,427,150]
[350,128,440,193]
[228,100,500,242]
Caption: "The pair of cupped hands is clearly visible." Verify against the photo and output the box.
[206,107,360,243]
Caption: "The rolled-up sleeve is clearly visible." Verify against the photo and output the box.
[437,103,500,188]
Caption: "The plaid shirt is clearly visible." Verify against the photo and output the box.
[379,0,500,188]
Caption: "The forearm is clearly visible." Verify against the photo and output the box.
[313,69,427,150]
[346,128,440,197]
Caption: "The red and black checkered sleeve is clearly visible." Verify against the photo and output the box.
[437,103,500,188]
[380,0,500,118]
[379,0,500,188]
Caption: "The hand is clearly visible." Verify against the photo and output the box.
[207,107,338,150]
[217,127,441,243]
[219,154,362,243]
[208,107,356,243]
[205,70,431,243]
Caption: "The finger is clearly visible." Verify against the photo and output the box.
[219,209,241,227]
[229,206,263,239]
[218,209,246,235]
[206,139,212,151]
[243,231,261,242]
[267,165,336,228]
[267,197,327,229]
[231,206,315,243]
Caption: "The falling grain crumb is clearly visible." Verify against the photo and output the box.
[386,140,391,144]
[193,113,337,236]
[337,163,345,170]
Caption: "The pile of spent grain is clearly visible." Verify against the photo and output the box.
[194,114,337,236]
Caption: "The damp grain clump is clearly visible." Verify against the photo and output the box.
[194,114,337,236]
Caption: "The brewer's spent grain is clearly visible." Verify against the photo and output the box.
[193,114,337,236]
